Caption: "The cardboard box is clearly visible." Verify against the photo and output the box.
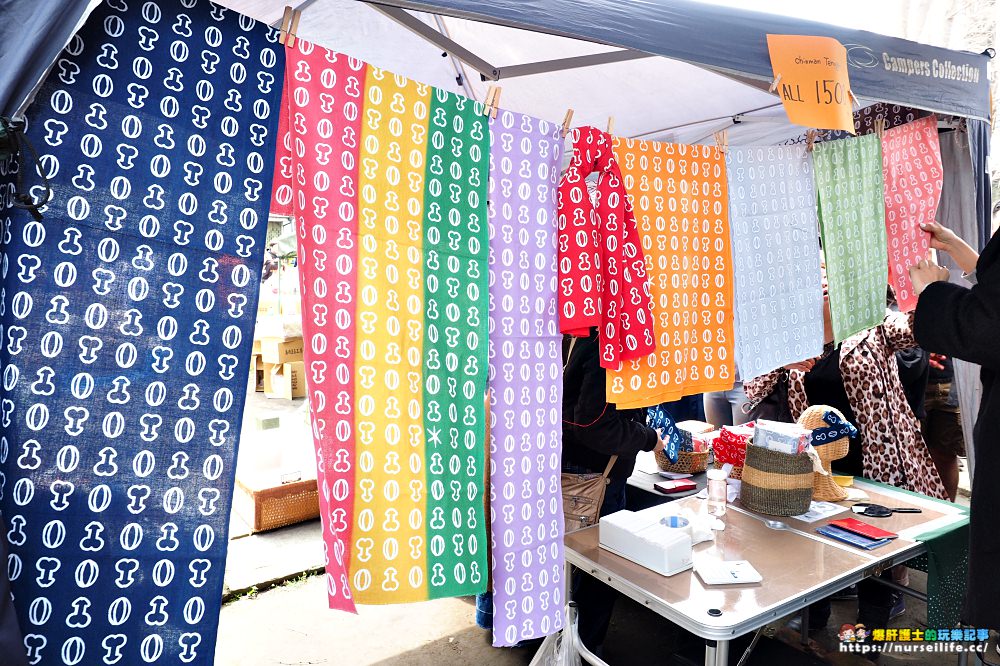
[250,354,264,392]
[261,337,304,365]
[264,361,306,400]
[252,338,262,356]
[233,471,319,534]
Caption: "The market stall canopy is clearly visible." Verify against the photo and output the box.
[1,0,991,145]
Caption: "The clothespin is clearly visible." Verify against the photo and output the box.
[874,117,886,140]
[287,9,302,48]
[805,129,818,152]
[482,86,501,118]
[713,129,728,154]
[279,6,301,47]
[279,6,293,45]
[561,109,574,138]
[848,89,860,110]
[769,73,782,93]
[288,9,302,48]
[607,116,615,135]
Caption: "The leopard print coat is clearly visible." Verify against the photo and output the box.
[745,311,948,500]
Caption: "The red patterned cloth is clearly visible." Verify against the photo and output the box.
[557,126,655,368]
[715,423,755,467]
[882,116,943,311]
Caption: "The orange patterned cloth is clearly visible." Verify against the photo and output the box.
[608,138,736,407]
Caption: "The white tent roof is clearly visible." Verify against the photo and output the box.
[216,0,856,146]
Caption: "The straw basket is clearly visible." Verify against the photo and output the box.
[655,449,709,474]
[739,445,814,516]
[798,405,851,502]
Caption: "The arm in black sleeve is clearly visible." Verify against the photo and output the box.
[914,276,1000,370]
[569,340,659,456]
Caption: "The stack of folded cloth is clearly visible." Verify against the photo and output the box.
[715,423,755,467]
[752,420,813,455]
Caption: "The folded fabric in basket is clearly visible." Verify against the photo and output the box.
[715,423,755,466]
[753,420,813,455]
[693,430,721,454]
[676,420,715,452]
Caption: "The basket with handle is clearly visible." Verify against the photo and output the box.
[713,459,744,480]
[655,449,709,474]
[798,405,855,502]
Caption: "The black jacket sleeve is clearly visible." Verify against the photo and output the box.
[567,335,658,456]
[914,275,1000,371]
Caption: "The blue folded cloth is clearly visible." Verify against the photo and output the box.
[647,405,684,462]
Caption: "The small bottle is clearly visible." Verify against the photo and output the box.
[706,468,728,517]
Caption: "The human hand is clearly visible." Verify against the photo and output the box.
[920,221,961,252]
[784,358,817,373]
[909,257,950,296]
[920,221,979,274]
[929,353,948,371]
[652,435,666,454]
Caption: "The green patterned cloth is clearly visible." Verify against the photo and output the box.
[813,134,888,343]
[422,89,490,598]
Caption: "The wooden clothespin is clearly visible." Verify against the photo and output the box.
[607,116,615,135]
[805,129,819,152]
[482,86,501,118]
[713,129,729,154]
[279,6,302,47]
[561,109,574,138]
[768,73,782,93]
[279,6,293,45]
[874,117,886,140]
[288,9,302,48]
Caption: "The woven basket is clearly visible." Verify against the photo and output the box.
[234,477,319,533]
[739,445,814,516]
[798,405,851,502]
[655,449,709,474]
[713,459,744,480]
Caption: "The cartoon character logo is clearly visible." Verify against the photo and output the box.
[854,624,869,642]
[840,624,858,642]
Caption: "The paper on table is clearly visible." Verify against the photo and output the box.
[634,450,660,475]
[659,471,694,480]
[792,501,851,523]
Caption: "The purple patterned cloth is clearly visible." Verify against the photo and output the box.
[487,110,564,647]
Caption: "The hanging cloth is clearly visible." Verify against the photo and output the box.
[557,126,655,369]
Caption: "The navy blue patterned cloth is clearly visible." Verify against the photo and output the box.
[0,1,282,663]
[810,410,859,445]
[647,405,683,462]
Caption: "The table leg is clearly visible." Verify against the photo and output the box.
[715,639,730,666]
[800,606,810,645]
[705,640,717,666]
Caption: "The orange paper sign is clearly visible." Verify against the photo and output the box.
[767,34,855,133]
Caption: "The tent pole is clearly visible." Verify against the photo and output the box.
[365,3,500,80]
[495,50,655,79]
